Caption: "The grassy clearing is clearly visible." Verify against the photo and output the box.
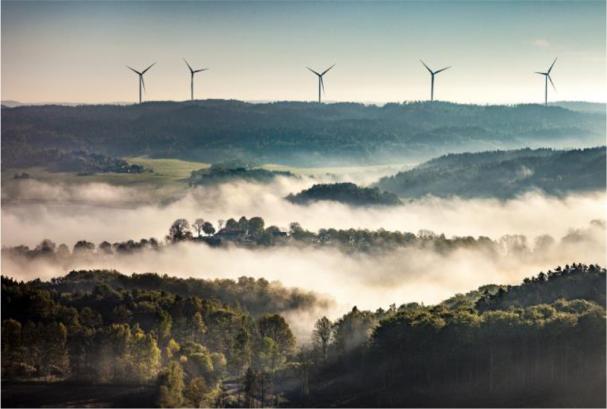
[126,157,209,181]
[3,157,209,190]
[3,167,182,188]
[2,158,407,192]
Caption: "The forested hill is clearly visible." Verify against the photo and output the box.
[20,269,327,317]
[286,182,401,206]
[299,263,606,407]
[550,101,607,113]
[376,146,606,199]
[1,264,605,407]
[2,100,605,167]
[476,263,606,311]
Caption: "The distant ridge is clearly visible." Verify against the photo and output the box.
[2,99,606,111]
[549,101,606,114]
[1,100,131,107]
[376,146,606,199]
[3,100,605,167]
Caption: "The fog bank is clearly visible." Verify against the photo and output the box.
[3,220,605,319]
[2,178,605,247]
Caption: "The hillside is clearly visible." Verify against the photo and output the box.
[188,163,294,186]
[376,147,606,199]
[1,270,302,407]
[285,182,401,206]
[476,263,606,311]
[2,264,605,407]
[2,100,605,167]
[296,263,606,407]
[550,101,606,114]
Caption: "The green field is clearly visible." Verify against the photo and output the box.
[2,157,409,194]
[2,157,209,188]
[126,157,209,181]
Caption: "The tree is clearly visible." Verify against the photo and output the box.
[164,339,181,363]
[158,361,185,408]
[257,314,295,356]
[184,376,208,407]
[35,239,56,255]
[313,316,333,361]
[258,336,282,373]
[243,367,259,408]
[2,319,24,376]
[158,310,173,341]
[168,219,192,242]
[235,217,248,233]
[73,240,95,254]
[202,221,216,236]
[233,326,252,375]
[333,307,376,354]
[192,218,206,238]
[56,243,70,258]
[99,241,113,254]
[248,217,265,237]
[41,322,69,377]
[225,218,238,230]
[192,312,207,342]
[2,319,22,355]
[130,328,161,382]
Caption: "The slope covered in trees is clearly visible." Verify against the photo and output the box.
[476,263,606,311]
[296,263,606,407]
[550,101,606,114]
[285,183,401,206]
[188,163,294,186]
[2,264,604,407]
[1,270,301,407]
[2,101,604,167]
[377,147,606,199]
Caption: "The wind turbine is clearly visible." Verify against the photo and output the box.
[184,58,208,101]
[535,58,557,105]
[126,63,155,104]
[307,64,335,103]
[420,60,451,101]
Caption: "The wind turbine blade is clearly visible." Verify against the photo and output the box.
[183,58,193,73]
[535,72,547,75]
[127,66,141,75]
[547,57,557,74]
[320,77,325,94]
[434,66,451,74]
[142,62,156,74]
[548,75,556,91]
[321,64,335,76]
[420,60,433,73]
[307,67,321,76]
[141,76,146,92]
[194,68,208,73]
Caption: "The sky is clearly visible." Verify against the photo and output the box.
[2,0,605,104]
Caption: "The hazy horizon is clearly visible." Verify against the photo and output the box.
[2,98,606,107]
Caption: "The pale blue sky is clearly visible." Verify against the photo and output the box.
[2,0,605,104]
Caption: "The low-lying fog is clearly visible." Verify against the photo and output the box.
[3,177,605,246]
[2,176,606,322]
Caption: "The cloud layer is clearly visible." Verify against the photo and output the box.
[2,178,605,247]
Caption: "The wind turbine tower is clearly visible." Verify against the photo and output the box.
[420,60,451,101]
[184,59,208,101]
[307,64,335,103]
[535,58,557,105]
[127,63,155,104]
